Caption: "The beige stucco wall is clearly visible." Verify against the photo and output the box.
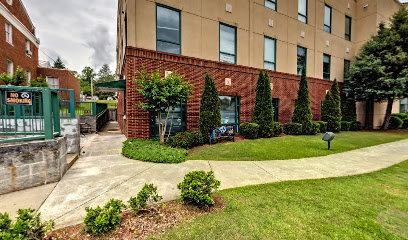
[116,0,404,128]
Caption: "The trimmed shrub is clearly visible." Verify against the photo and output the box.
[199,74,221,142]
[391,113,408,120]
[350,121,363,131]
[315,121,328,133]
[177,171,220,208]
[273,122,283,137]
[389,116,403,129]
[122,139,188,163]
[321,92,341,132]
[341,121,351,131]
[0,209,54,239]
[166,130,204,149]
[84,199,125,235]
[292,65,314,135]
[240,123,259,139]
[128,184,163,213]
[253,71,274,138]
[283,123,303,135]
[311,122,320,135]
[403,119,408,129]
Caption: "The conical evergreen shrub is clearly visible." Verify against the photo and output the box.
[253,71,274,138]
[330,79,342,122]
[321,92,341,132]
[292,65,314,135]
[341,81,357,122]
[199,74,221,142]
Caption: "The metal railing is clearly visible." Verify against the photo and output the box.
[75,101,108,116]
[0,86,61,144]
[57,89,76,119]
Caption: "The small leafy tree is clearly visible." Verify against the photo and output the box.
[199,73,221,142]
[292,65,314,134]
[0,67,27,86]
[321,92,341,132]
[28,76,49,87]
[135,69,193,144]
[253,71,274,138]
[53,57,66,69]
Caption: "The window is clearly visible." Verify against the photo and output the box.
[324,5,332,33]
[220,95,240,130]
[298,0,308,23]
[6,60,13,75]
[219,23,237,64]
[272,98,279,122]
[156,5,181,54]
[46,77,59,89]
[345,15,352,41]
[344,60,351,80]
[401,98,408,113]
[297,46,307,75]
[5,23,12,44]
[265,0,277,11]
[27,70,31,82]
[264,37,276,71]
[323,54,331,80]
[26,40,31,51]
[150,102,186,138]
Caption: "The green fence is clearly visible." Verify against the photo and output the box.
[75,101,108,116]
[57,89,76,119]
[0,86,61,144]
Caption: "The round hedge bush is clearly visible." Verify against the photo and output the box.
[240,123,260,139]
[389,116,403,129]
[283,123,303,135]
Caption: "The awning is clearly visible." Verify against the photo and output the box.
[95,80,126,92]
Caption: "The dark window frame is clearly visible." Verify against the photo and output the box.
[264,36,277,71]
[219,23,237,64]
[149,101,187,138]
[297,46,307,75]
[265,0,277,11]
[324,4,332,33]
[219,95,241,131]
[344,59,351,80]
[345,15,352,41]
[156,4,181,55]
[298,0,308,24]
[323,54,331,80]
[272,98,279,122]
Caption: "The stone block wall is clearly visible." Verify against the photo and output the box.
[79,116,97,133]
[60,118,80,154]
[0,137,67,195]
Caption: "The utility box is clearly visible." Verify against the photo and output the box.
[322,132,335,150]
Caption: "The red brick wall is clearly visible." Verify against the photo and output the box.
[37,68,80,101]
[0,15,38,84]
[122,47,333,139]
[0,0,35,33]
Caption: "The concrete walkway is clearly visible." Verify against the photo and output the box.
[2,122,408,229]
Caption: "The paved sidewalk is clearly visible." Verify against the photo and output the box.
[2,123,408,229]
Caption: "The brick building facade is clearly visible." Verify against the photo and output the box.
[0,0,79,96]
[118,47,333,139]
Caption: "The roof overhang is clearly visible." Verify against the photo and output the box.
[95,80,126,92]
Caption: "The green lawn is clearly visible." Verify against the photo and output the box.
[151,160,408,240]
[94,100,117,109]
[187,131,408,161]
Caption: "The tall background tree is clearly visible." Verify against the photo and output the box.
[292,65,313,135]
[253,71,274,138]
[346,18,408,130]
[136,70,193,144]
[199,74,221,142]
[53,57,66,69]
[95,64,116,99]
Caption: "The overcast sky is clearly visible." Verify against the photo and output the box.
[23,0,117,73]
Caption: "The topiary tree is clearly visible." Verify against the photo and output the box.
[253,71,274,138]
[321,92,341,132]
[330,78,342,124]
[199,73,221,142]
[292,65,314,135]
[341,80,357,122]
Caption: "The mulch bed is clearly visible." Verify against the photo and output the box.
[46,195,225,240]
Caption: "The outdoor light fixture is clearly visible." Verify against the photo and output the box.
[322,132,335,150]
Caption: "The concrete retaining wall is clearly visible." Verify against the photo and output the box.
[80,116,97,133]
[0,137,67,195]
[61,118,80,154]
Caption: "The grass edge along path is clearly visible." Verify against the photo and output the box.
[150,160,408,240]
[187,131,408,161]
